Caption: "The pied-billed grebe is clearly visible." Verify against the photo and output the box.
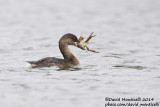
[27,33,84,68]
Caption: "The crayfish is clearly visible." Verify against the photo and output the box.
[77,32,99,53]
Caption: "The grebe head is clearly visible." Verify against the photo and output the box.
[59,33,80,46]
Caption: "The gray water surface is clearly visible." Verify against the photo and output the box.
[0,0,160,107]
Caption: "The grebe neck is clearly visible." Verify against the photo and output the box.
[59,43,79,65]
